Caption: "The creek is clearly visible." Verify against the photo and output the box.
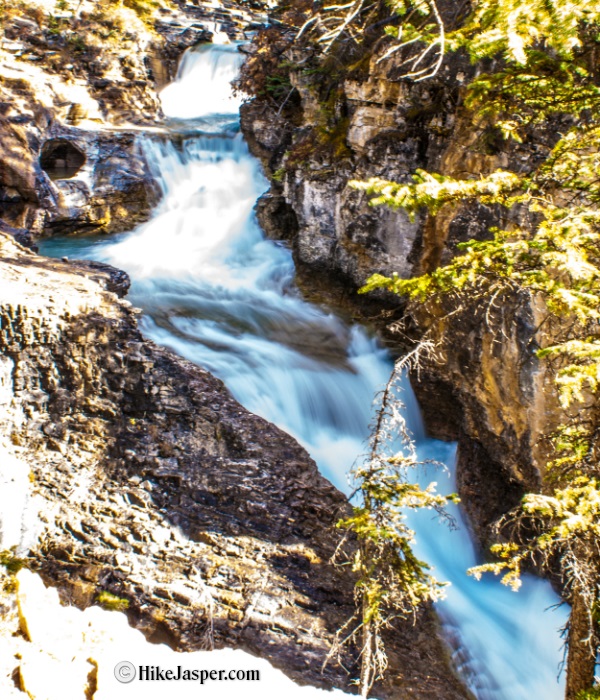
[40,42,567,699]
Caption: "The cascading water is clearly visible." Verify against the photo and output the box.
[40,43,569,698]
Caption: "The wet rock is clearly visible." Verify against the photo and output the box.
[254,192,298,242]
[0,219,37,250]
[40,130,159,236]
[0,232,467,699]
[240,102,290,172]
[66,259,131,297]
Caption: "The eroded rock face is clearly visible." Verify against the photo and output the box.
[239,31,572,544]
[40,129,159,236]
[0,0,269,239]
[406,289,568,544]
[240,50,472,292]
[0,233,467,699]
[39,139,86,180]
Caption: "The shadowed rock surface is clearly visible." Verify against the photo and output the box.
[0,232,467,698]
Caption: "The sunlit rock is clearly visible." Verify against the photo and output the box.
[11,570,356,700]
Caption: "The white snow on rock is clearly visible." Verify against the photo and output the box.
[5,570,359,700]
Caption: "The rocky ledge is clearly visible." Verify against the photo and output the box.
[0,0,268,239]
[0,232,467,699]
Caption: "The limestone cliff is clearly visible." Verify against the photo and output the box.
[238,23,570,544]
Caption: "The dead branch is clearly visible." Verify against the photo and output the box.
[295,0,446,81]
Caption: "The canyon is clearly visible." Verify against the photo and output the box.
[0,1,575,699]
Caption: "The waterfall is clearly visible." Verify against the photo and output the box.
[160,44,244,121]
[40,43,568,698]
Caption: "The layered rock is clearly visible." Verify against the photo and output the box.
[240,48,471,292]
[0,232,467,699]
[0,0,267,239]
[239,26,570,543]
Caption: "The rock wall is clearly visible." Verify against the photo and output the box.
[0,232,467,699]
[239,28,569,543]
[0,0,266,238]
[240,47,475,291]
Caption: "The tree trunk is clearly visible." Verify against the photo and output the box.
[360,621,373,698]
[565,587,597,700]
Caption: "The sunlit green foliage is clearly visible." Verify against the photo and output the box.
[332,361,456,696]
[450,0,600,64]
[0,548,26,574]
[353,169,523,218]
[351,0,600,694]
[120,0,163,24]
[469,478,600,590]
[96,590,130,611]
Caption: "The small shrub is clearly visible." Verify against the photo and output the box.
[107,0,162,27]
[2,577,17,594]
[272,168,286,182]
[47,15,65,35]
[0,549,26,574]
[96,590,129,611]
[265,73,292,102]
[67,33,87,53]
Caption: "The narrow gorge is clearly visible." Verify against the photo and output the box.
[1,1,596,700]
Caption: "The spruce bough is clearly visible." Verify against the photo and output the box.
[349,2,600,698]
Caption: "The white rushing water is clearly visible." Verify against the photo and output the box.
[40,43,568,698]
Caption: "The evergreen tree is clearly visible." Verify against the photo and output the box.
[348,2,600,697]
[331,352,456,697]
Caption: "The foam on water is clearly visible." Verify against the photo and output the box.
[40,43,568,698]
